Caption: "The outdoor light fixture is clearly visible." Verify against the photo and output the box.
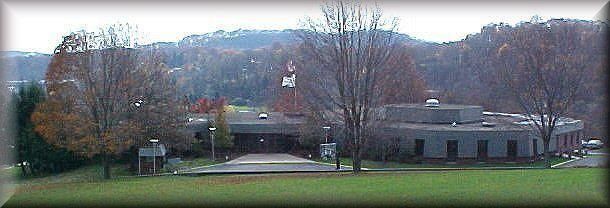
[134,99,144,107]
[149,138,159,175]
[323,126,331,143]
[209,127,216,161]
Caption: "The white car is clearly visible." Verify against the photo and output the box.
[583,139,604,149]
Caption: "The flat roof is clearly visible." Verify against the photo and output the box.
[184,110,583,134]
[383,103,482,110]
[385,112,583,132]
[186,112,305,134]
[188,112,305,125]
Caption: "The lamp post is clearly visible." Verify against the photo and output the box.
[322,126,331,143]
[134,98,146,175]
[209,127,216,161]
[324,126,340,170]
[149,138,159,175]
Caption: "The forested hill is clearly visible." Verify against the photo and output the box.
[1,29,429,80]
[1,19,607,138]
[0,51,51,81]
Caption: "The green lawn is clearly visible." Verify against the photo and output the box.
[8,164,132,185]
[317,157,570,169]
[3,168,607,207]
[164,157,222,172]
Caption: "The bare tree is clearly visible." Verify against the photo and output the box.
[34,24,185,179]
[298,1,399,173]
[496,19,595,168]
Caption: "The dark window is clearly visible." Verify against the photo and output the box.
[447,140,458,162]
[563,135,567,146]
[415,139,424,157]
[532,139,538,156]
[477,140,488,161]
[507,140,518,160]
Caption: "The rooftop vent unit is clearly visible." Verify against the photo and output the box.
[258,112,268,119]
[482,122,496,127]
[425,98,440,107]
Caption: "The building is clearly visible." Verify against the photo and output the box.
[186,112,304,153]
[138,144,167,174]
[186,100,583,163]
[374,101,583,163]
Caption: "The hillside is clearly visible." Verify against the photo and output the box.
[0,51,51,81]
[2,20,607,138]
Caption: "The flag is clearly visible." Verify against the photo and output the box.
[282,74,295,88]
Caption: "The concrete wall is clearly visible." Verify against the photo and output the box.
[386,127,534,159]
[532,120,584,154]
[381,119,584,161]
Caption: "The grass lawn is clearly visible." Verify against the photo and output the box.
[3,168,607,207]
[164,157,223,172]
[0,167,20,180]
[317,157,570,169]
[8,164,133,185]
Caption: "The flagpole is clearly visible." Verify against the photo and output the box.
[294,79,297,112]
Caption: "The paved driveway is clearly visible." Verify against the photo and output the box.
[187,154,351,174]
[225,154,315,164]
[557,155,607,168]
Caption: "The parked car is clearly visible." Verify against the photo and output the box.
[582,139,604,149]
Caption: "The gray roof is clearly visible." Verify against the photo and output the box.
[183,107,583,135]
[186,112,306,134]
[383,103,482,110]
[384,112,583,132]
[139,144,167,157]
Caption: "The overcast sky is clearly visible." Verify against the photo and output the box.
[1,0,607,54]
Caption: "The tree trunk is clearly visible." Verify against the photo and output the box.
[20,164,27,177]
[102,152,111,179]
[543,140,551,169]
[352,138,361,174]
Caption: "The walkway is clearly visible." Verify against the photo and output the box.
[554,152,607,168]
[186,154,351,174]
[225,154,315,164]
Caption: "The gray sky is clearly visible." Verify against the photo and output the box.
[1,0,607,54]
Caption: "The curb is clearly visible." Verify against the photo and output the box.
[179,165,547,176]
[312,161,365,170]
[551,157,581,168]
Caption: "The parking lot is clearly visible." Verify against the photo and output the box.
[558,149,607,168]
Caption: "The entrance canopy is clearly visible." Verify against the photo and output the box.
[185,112,306,135]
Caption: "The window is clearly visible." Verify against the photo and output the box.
[477,140,488,160]
[447,140,458,162]
[532,139,538,156]
[507,140,518,160]
[415,139,425,157]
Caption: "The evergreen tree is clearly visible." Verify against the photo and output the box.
[14,84,83,177]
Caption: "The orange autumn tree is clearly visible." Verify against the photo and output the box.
[32,24,183,179]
